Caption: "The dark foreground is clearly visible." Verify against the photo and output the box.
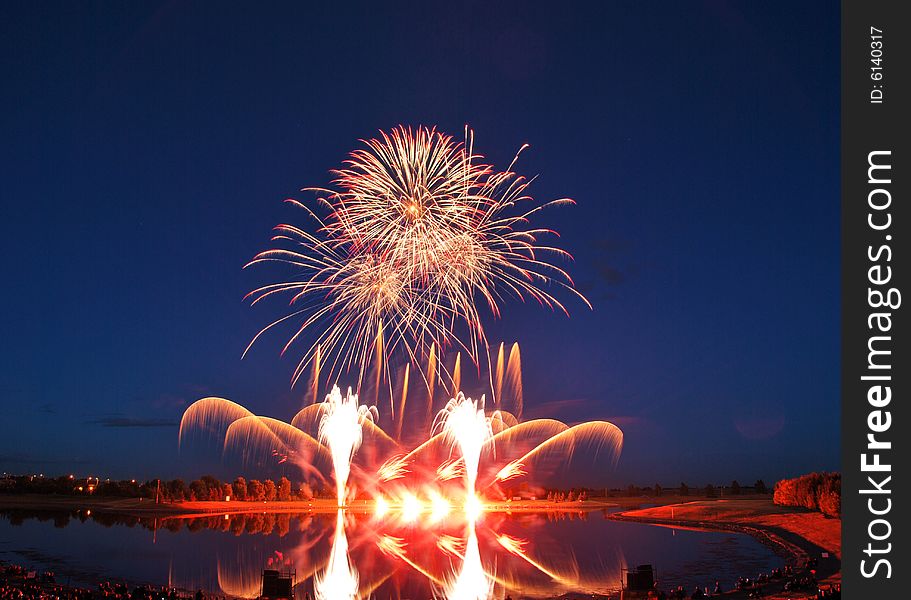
[2,562,218,600]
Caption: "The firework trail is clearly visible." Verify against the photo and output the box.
[244,126,588,388]
[180,344,624,515]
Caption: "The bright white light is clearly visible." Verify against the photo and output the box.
[428,490,452,523]
[401,493,422,523]
[314,510,358,600]
[463,494,483,523]
[374,496,390,519]
[435,394,492,495]
[318,386,376,506]
[441,525,491,600]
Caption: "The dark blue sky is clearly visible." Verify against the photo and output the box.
[1,2,839,486]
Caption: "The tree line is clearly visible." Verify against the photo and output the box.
[6,473,837,513]
[0,474,323,502]
[156,475,303,502]
[537,480,770,500]
[773,471,841,517]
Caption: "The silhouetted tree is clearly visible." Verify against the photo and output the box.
[278,477,292,501]
[263,479,277,501]
[774,472,840,517]
[188,480,208,501]
[679,482,689,496]
[233,477,247,501]
[654,484,663,497]
[817,474,841,517]
[248,479,265,502]
[705,484,716,498]
[754,479,768,494]
[168,479,186,501]
[730,480,741,495]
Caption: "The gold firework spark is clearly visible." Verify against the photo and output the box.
[245,125,589,387]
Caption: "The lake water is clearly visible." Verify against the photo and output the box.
[1,508,783,598]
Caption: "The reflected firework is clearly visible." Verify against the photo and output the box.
[156,510,626,599]
[314,511,358,600]
[438,524,492,600]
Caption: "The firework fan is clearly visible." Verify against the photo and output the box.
[244,125,589,387]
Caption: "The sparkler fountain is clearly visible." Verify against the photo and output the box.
[434,394,493,511]
[432,394,494,598]
[317,386,377,506]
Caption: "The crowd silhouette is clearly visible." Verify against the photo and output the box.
[5,557,841,600]
[2,563,222,600]
[641,558,840,599]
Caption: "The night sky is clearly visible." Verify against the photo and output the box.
[1,2,839,486]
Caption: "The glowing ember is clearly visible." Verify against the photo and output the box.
[495,459,526,482]
[377,534,407,558]
[436,458,465,482]
[437,534,464,558]
[496,532,569,584]
[378,455,409,482]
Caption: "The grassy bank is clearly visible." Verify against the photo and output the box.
[613,498,841,599]
[0,492,778,517]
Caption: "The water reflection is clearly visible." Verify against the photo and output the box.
[314,511,357,600]
[440,524,492,600]
[0,508,781,599]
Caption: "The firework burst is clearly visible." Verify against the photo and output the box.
[245,125,589,387]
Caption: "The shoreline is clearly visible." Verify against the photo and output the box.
[611,500,841,599]
[0,493,621,517]
[1,492,754,516]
